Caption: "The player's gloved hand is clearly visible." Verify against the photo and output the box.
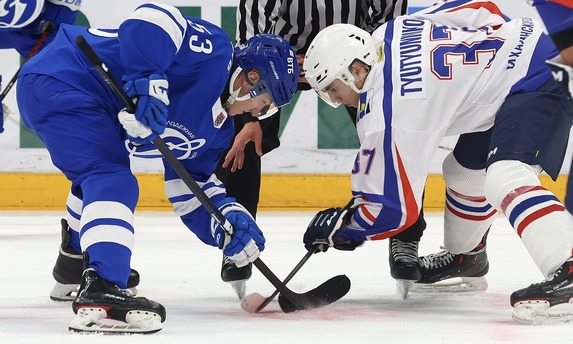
[303,205,362,253]
[211,200,265,267]
[120,73,169,145]
[547,56,573,98]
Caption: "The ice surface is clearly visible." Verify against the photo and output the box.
[0,211,571,343]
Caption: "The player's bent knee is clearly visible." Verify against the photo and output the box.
[484,160,542,210]
[443,152,487,196]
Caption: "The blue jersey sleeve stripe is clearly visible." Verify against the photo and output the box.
[377,21,403,230]
[130,3,187,52]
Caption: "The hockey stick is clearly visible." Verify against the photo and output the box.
[241,247,316,313]
[75,35,350,313]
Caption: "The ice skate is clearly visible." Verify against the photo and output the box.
[511,259,573,325]
[69,268,165,334]
[389,238,421,299]
[221,255,252,299]
[413,231,489,293]
[50,219,141,301]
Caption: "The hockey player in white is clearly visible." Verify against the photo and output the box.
[16,2,298,334]
[302,0,573,324]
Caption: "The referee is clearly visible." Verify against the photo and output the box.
[216,0,426,289]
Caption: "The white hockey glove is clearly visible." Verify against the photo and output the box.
[120,73,169,145]
[547,56,573,98]
[211,201,265,267]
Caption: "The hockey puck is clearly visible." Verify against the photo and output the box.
[241,292,267,313]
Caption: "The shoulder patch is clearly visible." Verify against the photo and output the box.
[0,0,45,28]
[358,88,374,121]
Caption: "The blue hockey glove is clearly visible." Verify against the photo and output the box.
[211,201,265,267]
[303,205,361,253]
[120,73,169,145]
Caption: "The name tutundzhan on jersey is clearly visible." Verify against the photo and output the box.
[398,19,425,98]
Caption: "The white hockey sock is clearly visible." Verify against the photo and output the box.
[485,160,573,276]
[443,153,496,253]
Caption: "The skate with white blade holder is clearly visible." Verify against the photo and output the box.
[69,307,163,334]
[513,300,573,325]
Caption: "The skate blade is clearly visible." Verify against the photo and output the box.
[229,280,247,300]
[410,276,488,293]
[50,282,77,302]
[69,307,163,334]
[51,282,138,302]
[513,300,573,325]
[396,280,414,300]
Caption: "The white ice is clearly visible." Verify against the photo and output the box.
[0,211,571,343]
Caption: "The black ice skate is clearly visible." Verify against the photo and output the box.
[221,255,252,299]
[389,237,421,299]
[69,268,166,334]
[413,231,489,293]
[511,259,573,325]
[50,218,141,301]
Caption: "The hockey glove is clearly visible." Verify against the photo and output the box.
[303,206,361,253]
[211,201,265,267]
[120,73,169,145]
[547,56,573,98]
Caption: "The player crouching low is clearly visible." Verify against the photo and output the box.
[301,0,573,324]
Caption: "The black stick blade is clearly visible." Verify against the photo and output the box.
[278,274,351,313]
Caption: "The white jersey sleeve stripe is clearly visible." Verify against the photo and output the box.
[129,2,187,52]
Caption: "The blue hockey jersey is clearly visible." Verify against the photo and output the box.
[19,2,236,246]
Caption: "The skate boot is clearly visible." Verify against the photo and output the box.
[50,219,141,301]
[389,238,421,299]
[414,231,489,293]
[221,255,252,299]
[511,259,573,325]
[69,268,165,334]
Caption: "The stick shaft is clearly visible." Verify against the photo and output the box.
[256,249,314,312]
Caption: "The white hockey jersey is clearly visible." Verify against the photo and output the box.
[337,0,558,242]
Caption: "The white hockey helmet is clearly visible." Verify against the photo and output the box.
[303,23,378,107]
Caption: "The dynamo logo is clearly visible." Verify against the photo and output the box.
[0,0,44,29]
[124,127,206,160]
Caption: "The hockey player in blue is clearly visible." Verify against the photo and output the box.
[0,0,80,133]
[16,2,298,334]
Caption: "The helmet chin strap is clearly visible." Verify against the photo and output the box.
[223,67,252,108]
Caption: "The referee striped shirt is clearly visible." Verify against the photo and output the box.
[236,0,407,53]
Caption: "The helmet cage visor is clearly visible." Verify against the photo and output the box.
[316,68,356,108]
